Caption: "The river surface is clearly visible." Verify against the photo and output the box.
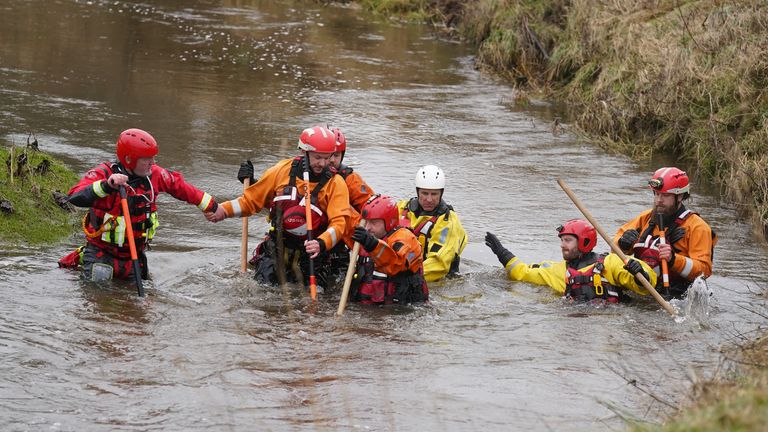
[2,1,768,431]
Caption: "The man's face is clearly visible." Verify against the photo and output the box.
[131,156,155,177]
[308,151,333,175]
[365,218,387,239]
[417,188,442,212]
[329,151,343,170]
[653,191,679,217]
[560,235,581,261]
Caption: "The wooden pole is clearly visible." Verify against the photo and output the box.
[240,178,250,272]
[556,178,676,316]
[337,219,366,316]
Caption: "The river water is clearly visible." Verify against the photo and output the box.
[1,1,767,431]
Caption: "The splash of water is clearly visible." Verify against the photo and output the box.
[673,276,713,326]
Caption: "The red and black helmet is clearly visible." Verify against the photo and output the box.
[332,127,346,153]
[557,219,597,254]
[297,126,336,153]
[116,128,158,171]
[648,167,690,195]
[361,194,399,232]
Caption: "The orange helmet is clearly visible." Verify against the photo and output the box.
[557,219,597,254]
[361,194,399,232]
[297,126,336,153]
[116,128,158,171]
[648,167,689,195]
[333,127,346,153]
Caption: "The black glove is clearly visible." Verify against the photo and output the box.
[667,226,686,244]
[484,232,515,266]
[624,259,650,282]
[352,226,379,252]
[618,229,639,252]
[237,160,255,184]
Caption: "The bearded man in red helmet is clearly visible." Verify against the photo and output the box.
[60,128,219,282]
[346,195,428,305]
[485,220,655,303]
[208,125,352,289]
[614,167,717,299]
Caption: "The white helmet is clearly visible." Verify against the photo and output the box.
[415,165,445,189]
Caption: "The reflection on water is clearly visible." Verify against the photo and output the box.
[2,0,768,431]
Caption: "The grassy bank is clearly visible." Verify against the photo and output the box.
[633,335,768,431]
[344,0,768,240]
[0,142,81,244]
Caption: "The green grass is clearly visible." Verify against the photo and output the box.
[0,144,82,245]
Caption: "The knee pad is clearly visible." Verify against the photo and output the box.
[89,263,114,282]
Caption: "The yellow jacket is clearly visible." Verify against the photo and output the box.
[221,158,352,251]
[505,253,655,297]
[397,198,467,282]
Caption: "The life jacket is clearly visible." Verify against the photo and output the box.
[564,253,621,303]
[82,162,158,259]
[334,164,354,179]
[351,228,429,305]
[269,157,332,249]
[400,198,452,259]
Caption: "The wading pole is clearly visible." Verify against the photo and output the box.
[119,185,144,297]
[556,179,676,316]
[240,177,250,273]
[302,156,317,300]
[337,219,366,316]
[656,214,671,290]
[274,205,288,287]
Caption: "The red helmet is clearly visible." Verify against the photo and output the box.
[116,128,158,171]
[332,128,346,153]
[361,194,399,232]
[297,126,336,153]
[557,219,597,254]
[648,167,689,195]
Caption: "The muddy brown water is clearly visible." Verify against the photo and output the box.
[1,1,767,431]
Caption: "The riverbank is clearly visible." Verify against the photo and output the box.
[348,0,768,241]
[0,140,80,244]
[339,0,768,430]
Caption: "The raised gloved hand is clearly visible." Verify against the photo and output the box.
[352,226,379,252]
[667,226,686,244]
[618,229,640,252]
[485,232,515,266]
[624,259,650,282]
[237,160,255,185]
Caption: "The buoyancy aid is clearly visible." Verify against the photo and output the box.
[350,228,429,305]
[81,162,158,259]
[564,253,621,302]
[269,157,332,248]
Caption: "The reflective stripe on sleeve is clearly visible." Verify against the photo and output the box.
[679,257,694,278]
[197,192,213,211]
[92,180,108,198]
[231,199,242,217]
[326,227,338,247]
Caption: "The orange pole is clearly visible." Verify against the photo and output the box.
[656,214,670,289]
[302,157,317,300]
[119,186,144,297]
